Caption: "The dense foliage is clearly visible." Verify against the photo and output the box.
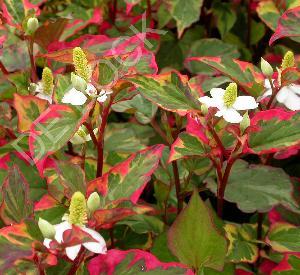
[0,0,300,274]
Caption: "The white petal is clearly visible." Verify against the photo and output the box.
[43,238,52,249]
[210,88,225,99]
[82,227,107,254]
[276,86,289,103]
[66,244,81,261]
[85,83,97,97]
[199,96,219,108]
[97,93,108,103]
[286,84,300,95]
[222,108,243,123]
[54,221,71,244]
[233,96,258,110]
[215,110,224,117]
[62,88,87,105]
[281,92,300,111]
[264,79,272,89]
[36,93,52,104]
[85,128,98,142]
[257,89,272,102]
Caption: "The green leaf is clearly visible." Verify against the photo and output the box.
[212,2,237,38]
[127,74,201,115]
[168,0,204,37]
[267,223,300,252]
[186,39,240,75]
[225,223,258,263]
[44,161,86,200]
[208,160,298,213]
[0,166,33,225]
[87,145,164,206]
[4,0,25,25]
[248,111,300,154]
[29,103,94,171]
[187,56,264,97]
[112,94,157,124]
[117,214,164,235]
[167,190,227,271]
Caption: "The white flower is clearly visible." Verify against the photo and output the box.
[43,220,107,261]
[199,86,258,123]
[62,83,112,106]
[261,79,300,111]
[30,82,53,104]
[70,125,98,145]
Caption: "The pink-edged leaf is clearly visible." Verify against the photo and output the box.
[126,73,201,116]
[270,6,300,45]
[87,145,164,205]
[0,221,40,273]
[2,0,25,27]
[247,109,300,154]
[92,203,154,229]
[169,115,209,162]
[43,160,86,200]
[29,102,94,176]
[235,269,254,275]
[186,56,264,97]
[272,254,300,274]
[0,166,33,225]
[14,94,49,133]
[59,8,103,41]
[88,249,193,275]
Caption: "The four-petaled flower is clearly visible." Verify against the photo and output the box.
[261,79,300,111]
[198,83,258,123]
[62,84,112,106]
[70,125,98,145]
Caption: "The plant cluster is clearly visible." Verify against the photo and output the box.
[0,0,300,274]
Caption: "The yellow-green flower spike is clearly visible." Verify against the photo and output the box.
[281,51,295,70]
[73,47,91,82]
[42,67,54,95]
[223,83,237,108]
[68,192,87,226]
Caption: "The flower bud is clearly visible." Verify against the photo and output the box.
[27,17,39,35]
[71,73,87,93]
[201,103,208,115]
[281,51,295,70]
[240,112,250,134]
[223,83,237,107]
[260,58,273,77]
[38,218,56,239]
[87,192,101,214]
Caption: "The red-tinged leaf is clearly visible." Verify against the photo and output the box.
[87,145,164,205]
[29,102,94,175]
[272,254,300,274]
[270,6,300,45]
[2,0,25,27]
[34,18,69,49]
[0,222,38,273]
[247,109,300,154]
[14,94,48,133]
[186,56,264,97]
[235,269,254,275]
[281,67,300,87]
[43,160,86,200]
[0,166,33,225]
[93,204,154,228]
[60,8,103,41]
[87,249,194,275]
[61,225,98,248]
[169,115,209,162]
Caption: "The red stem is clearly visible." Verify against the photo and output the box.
[67,247,86,275]
[27,37,38,82]
[83,122,98,146]
[172,161,183,214]
[0,61,8,75]
[266,78,279,109]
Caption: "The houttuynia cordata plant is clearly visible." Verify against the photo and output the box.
[0,0,300,274]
